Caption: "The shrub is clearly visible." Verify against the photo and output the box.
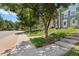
[64,48,79,56]
[64,42,79,56]
[50,32,66,40]
[72,24,79,29]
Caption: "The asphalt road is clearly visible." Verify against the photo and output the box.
[0,31,25,39]
[0,31,15,39]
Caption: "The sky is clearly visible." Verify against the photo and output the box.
[0,9,17,22]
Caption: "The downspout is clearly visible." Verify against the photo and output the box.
[59,11,61,28]
[58,9,61,28]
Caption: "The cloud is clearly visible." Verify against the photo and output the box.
[0,9,17,16]
[0,9,17,22]
[0,9,9,15]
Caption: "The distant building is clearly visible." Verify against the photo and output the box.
[50,4,79,28]
[58,4,79,28]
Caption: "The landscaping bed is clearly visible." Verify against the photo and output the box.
[30,28,78,48]
[30,32,67,48]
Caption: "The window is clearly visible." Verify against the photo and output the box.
[64,21,66,26]
[71,11,75,14]
[76,7,79,12]
[63,19,67,28]
[71,18,77,26]
[68,11,70,16]
[64,11,68,18]
[64,14,68,18]
[70,10,76,16]
[61,14,64,19]
[73,19,75,23]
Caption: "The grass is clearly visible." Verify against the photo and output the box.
[50,32,66,39]
[30,37,48,48]
[28,30,44,37]
[49,28,76,34]
[28,28,76,37]
[30,33,64,48]
[64,42,79,56]
[30,28,77,48]
[30,32,67,48]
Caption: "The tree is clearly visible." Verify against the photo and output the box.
[4,20,13,30]
[0,18,15,30]
[39,4,58,39]
[0,3,73,39]
[0,17,5,30]
[17,7,39,32]
[22,4,71,39]
[19,4,58,39]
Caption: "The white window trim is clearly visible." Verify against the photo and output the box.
[71,18,77,26]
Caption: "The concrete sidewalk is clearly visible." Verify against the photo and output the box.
[8,34,79,56]
[1,31,79,56]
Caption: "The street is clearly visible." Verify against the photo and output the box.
[0,31,15,39]
[0,31,26,54]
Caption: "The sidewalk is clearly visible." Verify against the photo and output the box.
[8,33,79,56]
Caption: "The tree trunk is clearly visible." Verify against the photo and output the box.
[45,27,48,39]
[29,27,32,34]
[53,19,56,28]
[44,20,51,39]
[42,18,51,40]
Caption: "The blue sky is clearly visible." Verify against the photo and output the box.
[0,9,17,22]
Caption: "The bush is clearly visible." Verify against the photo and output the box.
[72,24,79,29]
[64,42,79,56]
[50,32,66,40]
[64,48,79,56]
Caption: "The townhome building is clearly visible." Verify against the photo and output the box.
[57,4,79,28]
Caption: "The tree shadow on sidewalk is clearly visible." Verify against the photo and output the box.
[7,41,35,56]
[15,31,26,35]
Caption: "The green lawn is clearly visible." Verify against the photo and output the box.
[28,28,77,37]
[30,28,78,48]
[30,37,49,48]
[64,42,79,56]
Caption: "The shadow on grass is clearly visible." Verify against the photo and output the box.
[30,37,49,48]
[30,37,60,48]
